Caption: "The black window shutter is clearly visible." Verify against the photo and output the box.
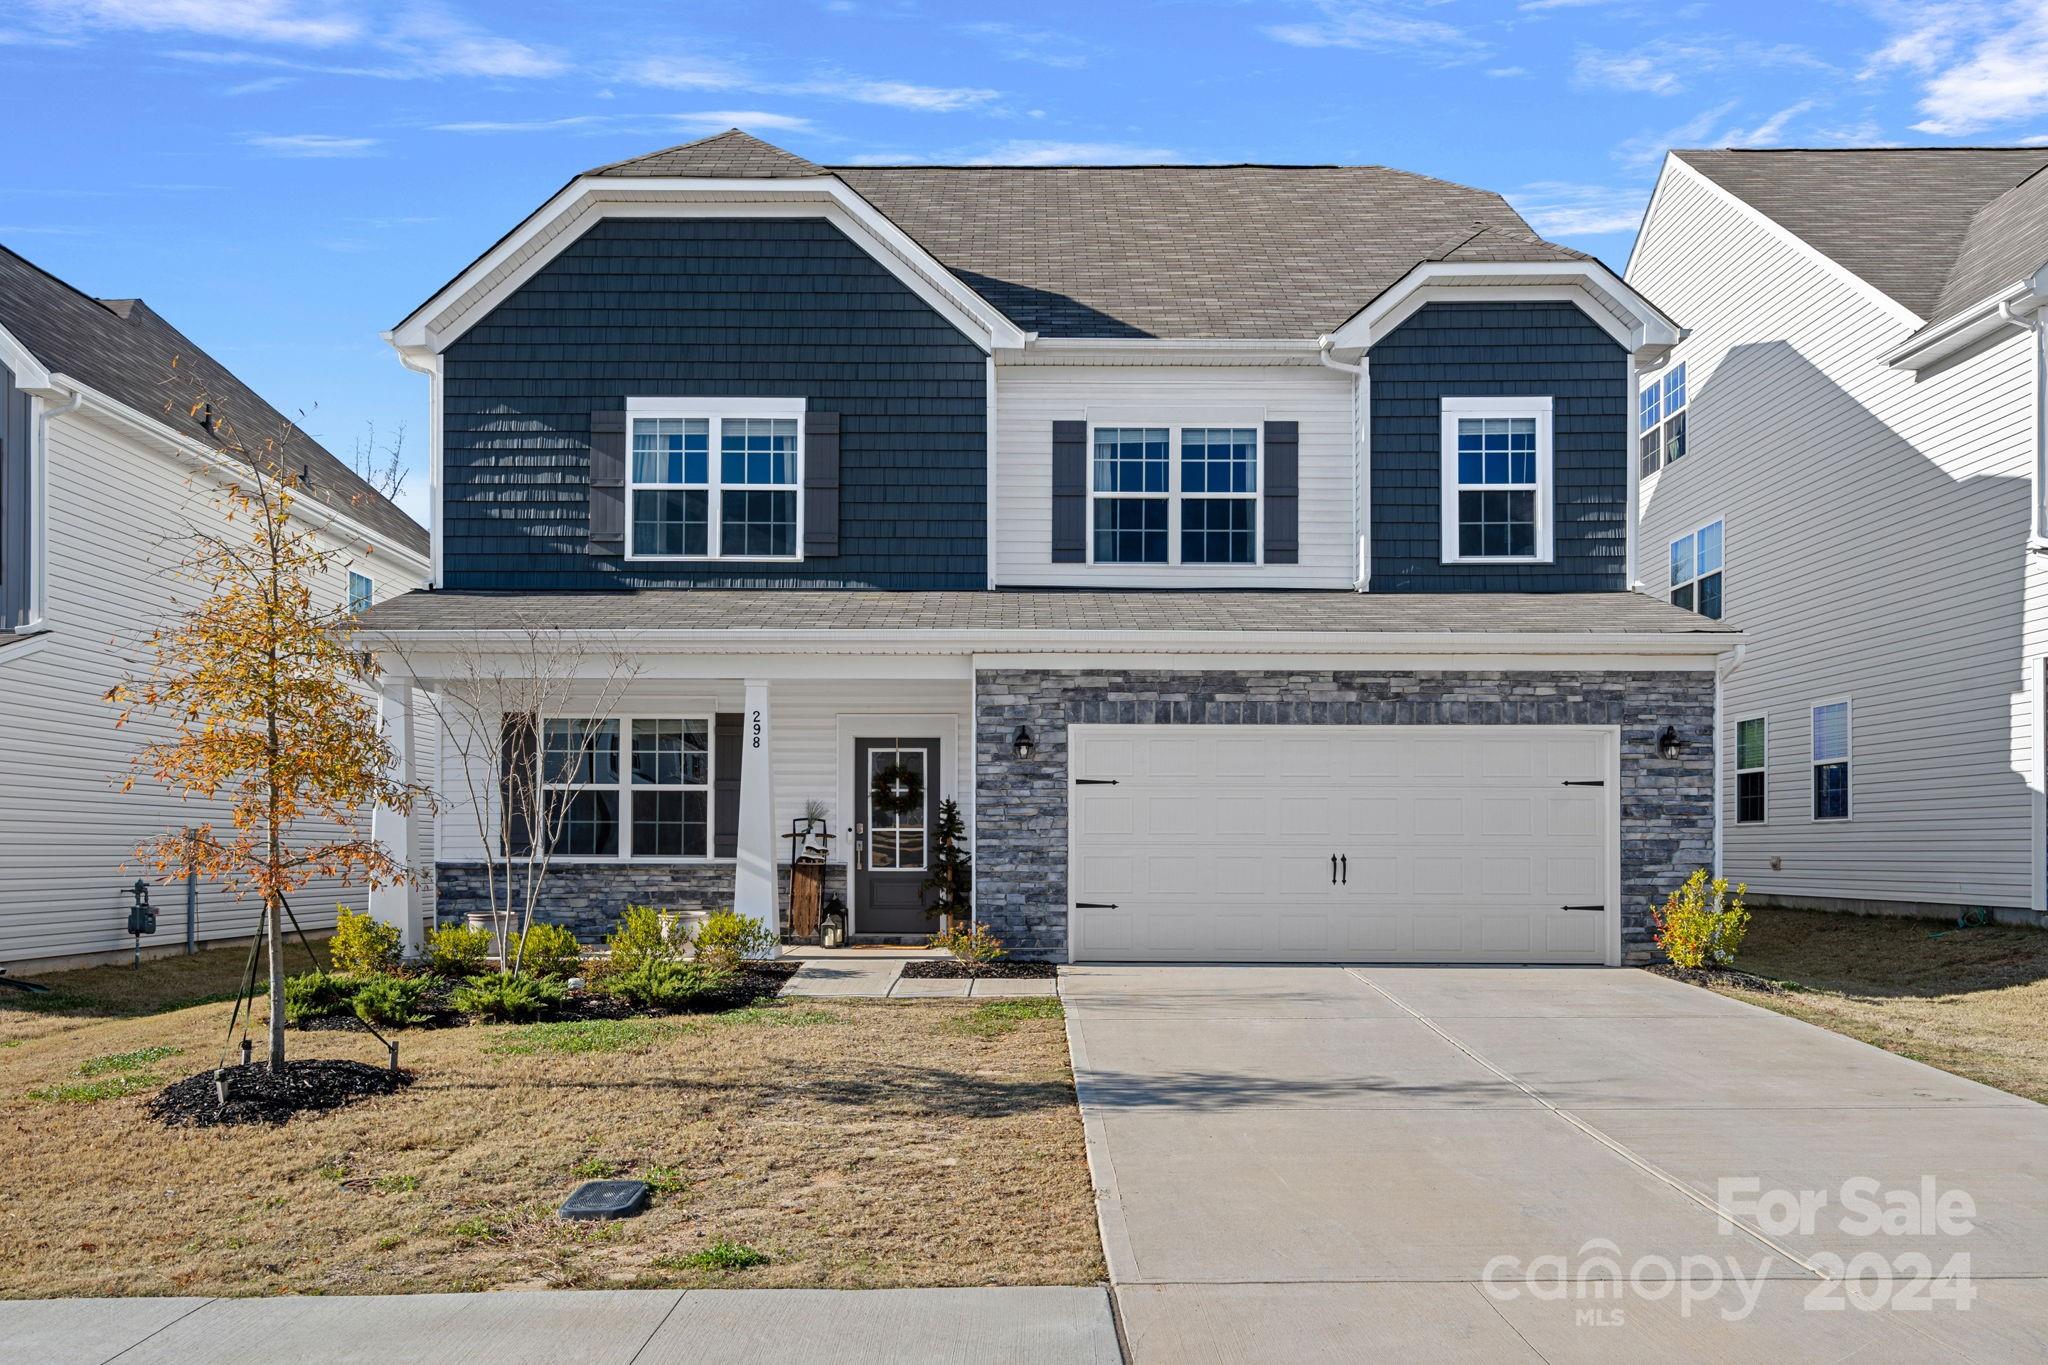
[1264,420,1299,565]
[714,713,742,858]
[1051,420,1087,563]
[804,410,840,558]
[500,712,537,856]
[588,409,626,556]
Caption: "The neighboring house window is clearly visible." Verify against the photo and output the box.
[541,715,713,858]
[1640,362,1688,477]
[1439,396,1554,564]
[1811,700,1851,821]
[1735,715,1767,825]
[1090,425,1260,566]
[627,400,802,561]
[347,571,373,614]
[1669,520,1724,619]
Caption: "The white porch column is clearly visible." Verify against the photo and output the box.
[733,678,780,950]
[368,674,423,955]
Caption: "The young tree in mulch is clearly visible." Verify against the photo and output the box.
[921,797,972,935]
[106,389,433,1073]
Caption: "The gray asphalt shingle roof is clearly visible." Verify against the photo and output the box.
[586,131,1592,339]
[358,588,1732,638]
[1675,148,2048,325]
[0,244,427,555]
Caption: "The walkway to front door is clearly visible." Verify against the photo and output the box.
[1062,965,2048,1362]
[853,735,941,936]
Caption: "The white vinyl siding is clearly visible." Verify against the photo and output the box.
[993,360,1355,588]
[0,410,434,966]
[1631,156,2043,911]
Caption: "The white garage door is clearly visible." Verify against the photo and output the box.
[1068,725,1617,964]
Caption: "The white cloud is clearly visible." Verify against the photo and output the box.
[432,115,608,134]
[1487,66,1531,78]
[668,110,816,133]
[1728,99,1817,145]
[964,141,1181,166]
[1614,98,1818,169]
[1265,1,1480,56]
[959,21,1094,69]
[1575,39,1830,97]
[1509,181,1649,236]
[1861,1,2048,134]
[1520,0,1623,9]
[36,0,361,46]
[1577,49,1684,95]
[243,132,380,156]
[224,75,295,95]
[623,57,997,113]
[623,56,750,91]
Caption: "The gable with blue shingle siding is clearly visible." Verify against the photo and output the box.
[1367,300,1627,592]
[439,217,989,590]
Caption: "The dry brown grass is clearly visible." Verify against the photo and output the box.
[1,938,333,1048]
[0,960,1100,1298]
[1702,907,2048,1104]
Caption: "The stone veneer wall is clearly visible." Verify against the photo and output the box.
[973,668,1717,962]
[433,861,846,944]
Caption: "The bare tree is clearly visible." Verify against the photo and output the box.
[352,421,409,503]
[379,619,643,975]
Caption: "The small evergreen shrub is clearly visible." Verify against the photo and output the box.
[510,922,581,980]
[450,974,565,1023]
[283,969,359,1025]
[352,973,431,1027]
[607,903,679,972]
[607,958,731,1012]
[330,907,402,976]
[693,910,774,971]
[932,923,1007,967]
[424,923,495,978]
[1652,869,1752,970]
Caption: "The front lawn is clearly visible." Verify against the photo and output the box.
[1694,907,2048,1104]
[0,953,1099,1297]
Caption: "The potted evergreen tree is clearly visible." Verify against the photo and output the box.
[921,798,972,935]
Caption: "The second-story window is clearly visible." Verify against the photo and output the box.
[347,570,373,613]
[1090,425,1260,566]
[1640,362,1688,477]
[1439,396,1553,565]
[1669,519,1724,619]
[627,400,803,561]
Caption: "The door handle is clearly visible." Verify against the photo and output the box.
[1075,901,1119,909]
[1560,904,1605,912]
[1341,855,1348,885]
[1331,854,1338,885]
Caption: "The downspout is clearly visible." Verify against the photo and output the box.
[1712,642,1747,881]
[1318,338,1368,591]
[393,346,444,588]
[27,385,83,630]
[1996,298,2047,550]
[2001,290,2048,924]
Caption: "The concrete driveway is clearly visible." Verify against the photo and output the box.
[1062,965,2048,1363]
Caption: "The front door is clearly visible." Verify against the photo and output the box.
[854,737,942,935]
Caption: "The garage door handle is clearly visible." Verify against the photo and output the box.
[1560,904,1606,912]
[1340,855,1347,884]
[1075,901,1119,909]
[1076,778,1119,786]
[1560,780,1605,787]
[1331,855,1338,884]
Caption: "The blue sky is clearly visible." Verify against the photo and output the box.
[6,0,2047,523]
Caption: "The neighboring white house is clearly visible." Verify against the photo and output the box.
[1629,148,2048,925]
[0,243,433,970]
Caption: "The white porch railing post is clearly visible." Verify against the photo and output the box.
[368,674,422,955]
[734,678,780,952]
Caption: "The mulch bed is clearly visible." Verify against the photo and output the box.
[900,960,1058,980]
[1644,963,1793,996]
[151,1059,413,1128]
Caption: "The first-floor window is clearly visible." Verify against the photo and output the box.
[347,570,373,613]
[1440,397,1553,564]
[1811,700,1851,820]
[1735,715,1767,824]
[628,401,802,560]
[539,715,712,857]
[1670,520,1724,619]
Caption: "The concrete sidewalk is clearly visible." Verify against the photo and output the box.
[780,959,1057,998]
[0,1287,1122,1365]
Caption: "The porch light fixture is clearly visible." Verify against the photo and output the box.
[1011,726,1035,760]
[1657,725,1688,760]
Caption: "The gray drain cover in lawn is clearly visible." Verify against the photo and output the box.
[560,1180,650,1220]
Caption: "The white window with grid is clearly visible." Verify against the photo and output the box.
[1669,519,1724,619]
[538,715,715,860]
[1439,396,1554,564]
[1640,362,1688,476]
[1088,425,1260,566]
[1735,715,1766,825]
[626,398,803,561]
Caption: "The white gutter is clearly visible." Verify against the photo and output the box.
[391,343,445,586]
[27,386,84,629]
[1317,335,1370,592]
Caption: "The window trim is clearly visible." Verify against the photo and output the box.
[1734,713,1767,826]
[1639,361,1688,478]
[1439,395,1555,566]
[1668,515,1725,619]
[347,570,374,614]
[1809,697,1852,823]
[537,711,720,862]
[1084,422,1263,568]
[624,397,806,563]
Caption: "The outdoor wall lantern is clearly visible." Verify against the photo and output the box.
[1657,725,1688,760]
[1011,726,1035,760]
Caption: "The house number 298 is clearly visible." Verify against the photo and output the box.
[750,710,763,748]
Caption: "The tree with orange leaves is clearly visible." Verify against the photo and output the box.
[106,415,431,1071]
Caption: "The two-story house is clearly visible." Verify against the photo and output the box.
[361,130,1732,965]
[0,242,432,971]
[1631,147,2048,928]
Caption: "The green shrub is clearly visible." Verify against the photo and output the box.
[352,973,431,1027]
[607,903,679,972]
[1652,869,1752,970]
[283,969,359,1026]
[932,923,1007,967]
[424,923,495,978]
[449,974,565,1023]
[330,907,402,976]
[693,910,774,972]
[607,958,731,1012]
[510,922,582,980]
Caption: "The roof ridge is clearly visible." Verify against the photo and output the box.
[0,240,127,323]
